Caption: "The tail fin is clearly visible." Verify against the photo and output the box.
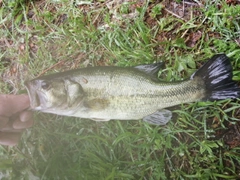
[191,54,240,101]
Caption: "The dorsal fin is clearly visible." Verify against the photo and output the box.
[134,62,164,77]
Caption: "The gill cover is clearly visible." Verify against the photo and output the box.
[25,78,84,111]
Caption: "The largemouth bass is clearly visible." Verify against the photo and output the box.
[25,54,240,125]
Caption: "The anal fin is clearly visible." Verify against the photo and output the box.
[143,109,172,125]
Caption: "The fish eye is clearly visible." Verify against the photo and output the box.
[41,81,51,90]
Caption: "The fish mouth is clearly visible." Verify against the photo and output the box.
[24,81,41,110]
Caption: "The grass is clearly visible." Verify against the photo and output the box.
[0,0,240,179]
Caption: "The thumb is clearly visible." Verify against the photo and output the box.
[0,94,30,116]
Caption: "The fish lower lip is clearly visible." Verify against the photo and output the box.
[25,82,40,109]
[35,93,41,108]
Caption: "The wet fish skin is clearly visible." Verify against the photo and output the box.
[25,54,240,125]
[25,65,204,120]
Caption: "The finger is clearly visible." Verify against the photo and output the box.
[0,94,30,116]
[0,120,23,133]
[19,110,33,122]
[0,132,21,146]
[0,116,9,128]
[13,118,34,129]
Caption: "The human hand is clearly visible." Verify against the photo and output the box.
[0,94,33,146]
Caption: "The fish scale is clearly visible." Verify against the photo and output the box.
[25,54,240,125]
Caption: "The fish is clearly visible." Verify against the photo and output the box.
[25,54,240,125]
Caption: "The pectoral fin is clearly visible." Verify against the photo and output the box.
[143,109,172,125]
[91,118,110,121]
